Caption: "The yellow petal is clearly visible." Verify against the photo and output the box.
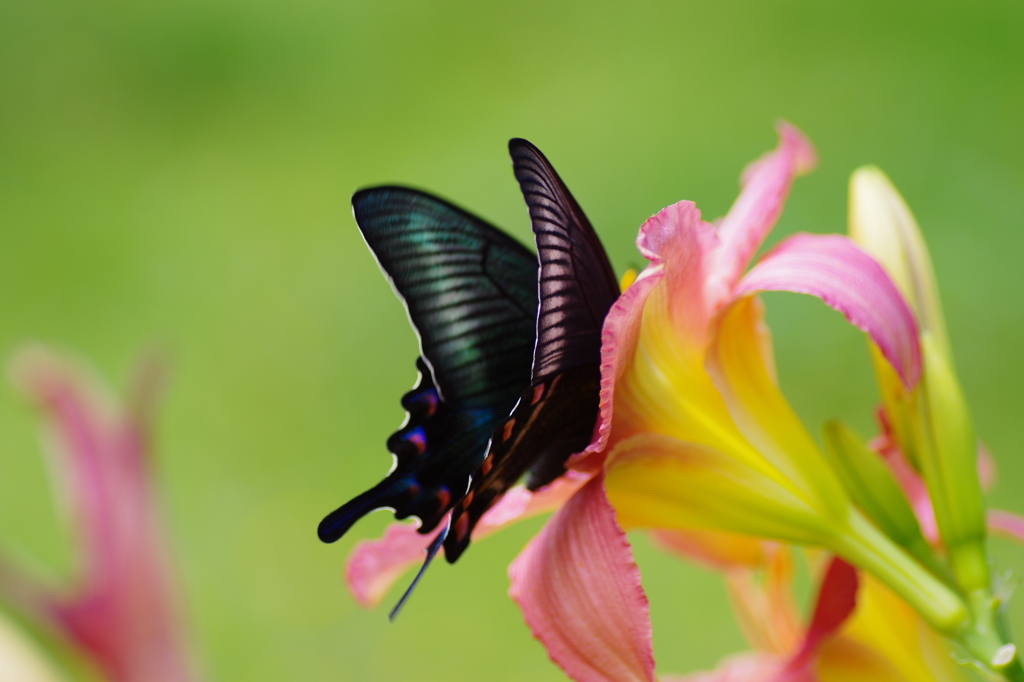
[620,268,639,292]
[612,282,766,469]
[0,614,68,682]
[819,576,967,682]
[605,433,837,545]
[706,295,849,522]
[606,430,968,634]
[868,341,922,469]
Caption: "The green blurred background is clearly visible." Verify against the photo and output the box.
[0,0,1022,679]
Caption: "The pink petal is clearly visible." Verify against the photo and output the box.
[704,122,817,310]
[870,430,939,544]
[978,442,996,492]
[733,233,921,387]
[345,521,440,609]
[635,201,720,344]
[345,474,589,608]
[476,471,590,531]
[668,559,854,682]
[725,548,802,656]
[988,510,1024,543]
[771,668,818,682]
[575,267,662,469]
[509,476,654,682]
[786,558,859,672]
[872,408,995,540]
[575,202,718,469]
[648,528,768,571]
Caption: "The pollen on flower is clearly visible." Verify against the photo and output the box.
[619,268,638,292]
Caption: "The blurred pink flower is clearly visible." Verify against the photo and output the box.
[674,555,859,682]
[0,346,200,682]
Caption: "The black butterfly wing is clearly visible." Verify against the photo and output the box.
[514,139,620,380]
[354,188,539,408]
[318,187,538,544]
[444,140,620,561]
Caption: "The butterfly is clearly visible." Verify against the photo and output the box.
[318,139,620,613]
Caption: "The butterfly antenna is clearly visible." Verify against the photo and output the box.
[388,520,450,621]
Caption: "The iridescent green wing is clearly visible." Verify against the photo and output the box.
[318,187,538,543]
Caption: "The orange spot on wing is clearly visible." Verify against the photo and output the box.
[502,419,515,441]
[435,488,450,509]
[453,514,470,542]
[531,383,545,405]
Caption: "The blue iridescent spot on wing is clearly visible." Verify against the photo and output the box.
[405,428,427,455]
[402,386,438,417]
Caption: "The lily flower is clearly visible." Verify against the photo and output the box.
[597,124,969,639]
[0,346,200,682]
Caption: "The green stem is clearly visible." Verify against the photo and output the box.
[1002,658,1024,682]
[833,512,1024,679]
[960,588,1021,680]
[905,534,952,583]
[831,509,967,634]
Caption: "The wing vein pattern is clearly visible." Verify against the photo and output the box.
[509,140,620,380]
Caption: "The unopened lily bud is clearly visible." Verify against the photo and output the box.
[849,167,989,596]
[821,421,928,556]
[848,167,949,355]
